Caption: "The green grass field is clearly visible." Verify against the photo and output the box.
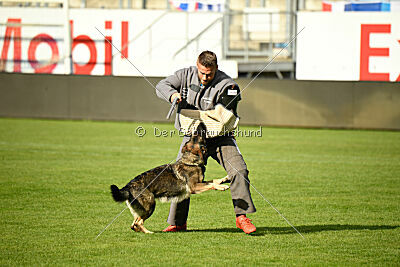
[0,118,399,265]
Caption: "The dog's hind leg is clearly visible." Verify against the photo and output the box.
[126,191,156,234]
[126,200,141,232]
[137,197,155,234]
[135,190,155,234]
[136,218,153,234]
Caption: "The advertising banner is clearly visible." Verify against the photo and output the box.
[0,8,237,77]
[296,12,400,82]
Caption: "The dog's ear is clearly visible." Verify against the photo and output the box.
[196,122,207,139]
[181,145,187,154]
[181,139,191,154]
[181,144,188,154]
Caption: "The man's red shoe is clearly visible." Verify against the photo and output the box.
[162,223,187,232]
[236,215,256,234]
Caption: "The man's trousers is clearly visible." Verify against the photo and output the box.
[167,135,256,225]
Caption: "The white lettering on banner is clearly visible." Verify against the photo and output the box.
[0,8,237,77]
[296,12,400,82]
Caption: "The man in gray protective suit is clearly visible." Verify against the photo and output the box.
[155,51,256,234]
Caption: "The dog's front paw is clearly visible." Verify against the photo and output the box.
[213,175,230,185]
[212,183,230,191]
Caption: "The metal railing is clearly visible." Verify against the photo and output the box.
[173,16,223,59]
[113,10,169,61]
[223,9,296,62]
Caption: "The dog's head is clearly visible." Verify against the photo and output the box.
[181,123,207,166]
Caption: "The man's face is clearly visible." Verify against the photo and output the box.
[197,62,217,86]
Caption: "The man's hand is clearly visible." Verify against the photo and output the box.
[166,92,181,119]
[170,93,182,104]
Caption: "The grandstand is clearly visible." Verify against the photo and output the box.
[0,0,329,79]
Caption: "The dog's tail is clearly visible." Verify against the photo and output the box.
[110,185,129,202]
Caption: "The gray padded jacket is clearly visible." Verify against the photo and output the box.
[156,66,241,131]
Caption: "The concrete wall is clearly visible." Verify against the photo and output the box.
[1,73,399,130]
[236,79,400,130]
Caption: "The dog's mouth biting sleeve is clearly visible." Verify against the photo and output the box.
[178,104,239,138]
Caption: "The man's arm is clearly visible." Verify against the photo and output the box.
[156,70,184,103]
[217,84,241,116]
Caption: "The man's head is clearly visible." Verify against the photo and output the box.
[197,51,218,86]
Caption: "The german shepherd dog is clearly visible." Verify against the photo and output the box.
[110,124,229,233]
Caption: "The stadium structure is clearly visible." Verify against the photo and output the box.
[0,0,399,129]
[0,0,332,79]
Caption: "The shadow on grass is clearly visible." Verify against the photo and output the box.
[187,224,399,236]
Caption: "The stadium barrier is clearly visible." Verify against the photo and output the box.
[0,72,399,130]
